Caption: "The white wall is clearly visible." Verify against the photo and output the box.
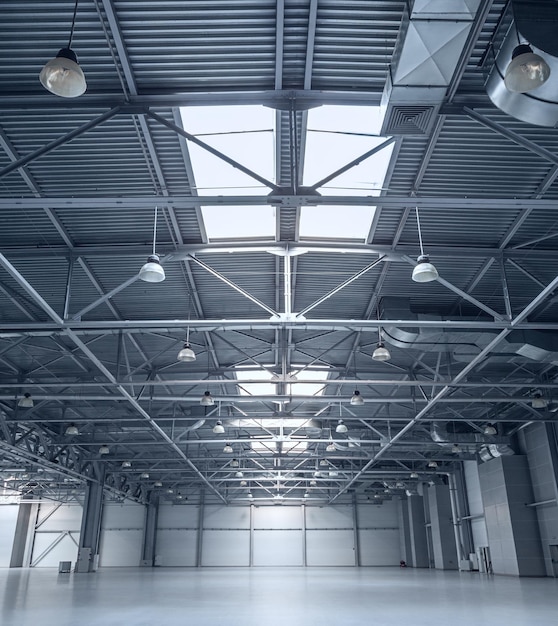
[99,502,144,566]
[152,501,400,568]
[0,505,19,567]
[31,503,82,568]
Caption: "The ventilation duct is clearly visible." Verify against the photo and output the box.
[479,444,515,462]
[485,0,558,127]
[431,422,511,445]
[381,0,482,135]
[380,297,558,365]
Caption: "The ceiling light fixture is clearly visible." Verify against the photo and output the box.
[177,292,196,361]
[39,0,87,98]
[18,393,34,408]
[350,390,364,406]
[410,471,419,479]
[240,480,247,487]
[504,44,550,93]
[154,481,163,488]
[212,420,225,434]
[65,423,79,436]
[326,442,336,453]
[139,206,165,283]
[223,443,233,453]
[427,460,438,468]
[99,444,110,455]
[121,461,132,469]
[531,391,548,409]
[483,424,497,436]
[335,420,348,433]
[201,391,214,406]
[140,472,150,479]
[373,315,391,361]
[235,471,244,478]
[412,207,438,283]
[452,444,462,455]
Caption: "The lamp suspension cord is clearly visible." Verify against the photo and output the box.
[415,206,425,256]
[186,291,191,344]
[152,205,158,255]
[68,0,80,48]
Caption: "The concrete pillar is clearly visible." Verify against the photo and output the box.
[140,495,159,566]
[428,484,458,570]
[478,455,546,577]
[9,495,37,567]
[408,495,429,567]
[399,497,412,565]
[75,474,105,573]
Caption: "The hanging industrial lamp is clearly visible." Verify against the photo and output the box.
[18,393,34,408]
[372,320,391,361]
[412,207,438,283]
[504,44,550,93]
[213,420,225,434]
[335,420,348,434]
[39,0,87,97]
[139,206,165,283]
[350,390,364,406]
[99,444,110,455]
[177,292,196,361]
[201,391,214,406]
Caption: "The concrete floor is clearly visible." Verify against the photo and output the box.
[1,567,557,626]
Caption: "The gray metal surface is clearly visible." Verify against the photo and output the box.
[1,0,558,506]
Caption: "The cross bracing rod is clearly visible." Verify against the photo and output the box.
[0,252,226,503]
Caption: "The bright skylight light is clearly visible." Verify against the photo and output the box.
[299,205,376,241]
[179,105,275,196]
[234,367,327,397]
[303,105,394,196]
[235,368,277,396]
[201,205,275,240]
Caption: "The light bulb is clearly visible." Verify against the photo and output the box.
[504,45,550,93]
[139,254,165,283]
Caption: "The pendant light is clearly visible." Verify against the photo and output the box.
[350,390,364,406]
[139,206,165,283]
[427,460,438,469]
[177,292,196,361]
[201,391,214,406]
[39,0,87,98]
[121,460,132,469]
[65,423,79,436]
[99,444,110,455]
[335,420,348,433]
[326,442,336,452]
[410,471,419,479]
[213,420,225,434]
[412,207,438,283]
[140,472,150,479]
[154,481,163,488]
[18,393,34,408]
[504,44,550,93]
[372,316,391,361]
[223,443,233,453]
[483,424,497,436]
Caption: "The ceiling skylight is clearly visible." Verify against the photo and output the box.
[179,105,275,196]
[201,205,275,241]
[299,205,376,241]
[302,105,394,196]
[235,367,327,397]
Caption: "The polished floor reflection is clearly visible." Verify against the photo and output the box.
[1,567,557,626]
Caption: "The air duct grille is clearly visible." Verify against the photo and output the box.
[381,104,437,135]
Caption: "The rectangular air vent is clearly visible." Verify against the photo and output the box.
[381,103,438,135]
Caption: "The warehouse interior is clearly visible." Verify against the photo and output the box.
[1,0,558,623]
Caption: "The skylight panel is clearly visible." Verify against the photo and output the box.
[288,368,327,396]
[303,105,394,196]
[201,205,275,241]
[179,105,275,196]
[299,205,375,241]
[235,368,276,396]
